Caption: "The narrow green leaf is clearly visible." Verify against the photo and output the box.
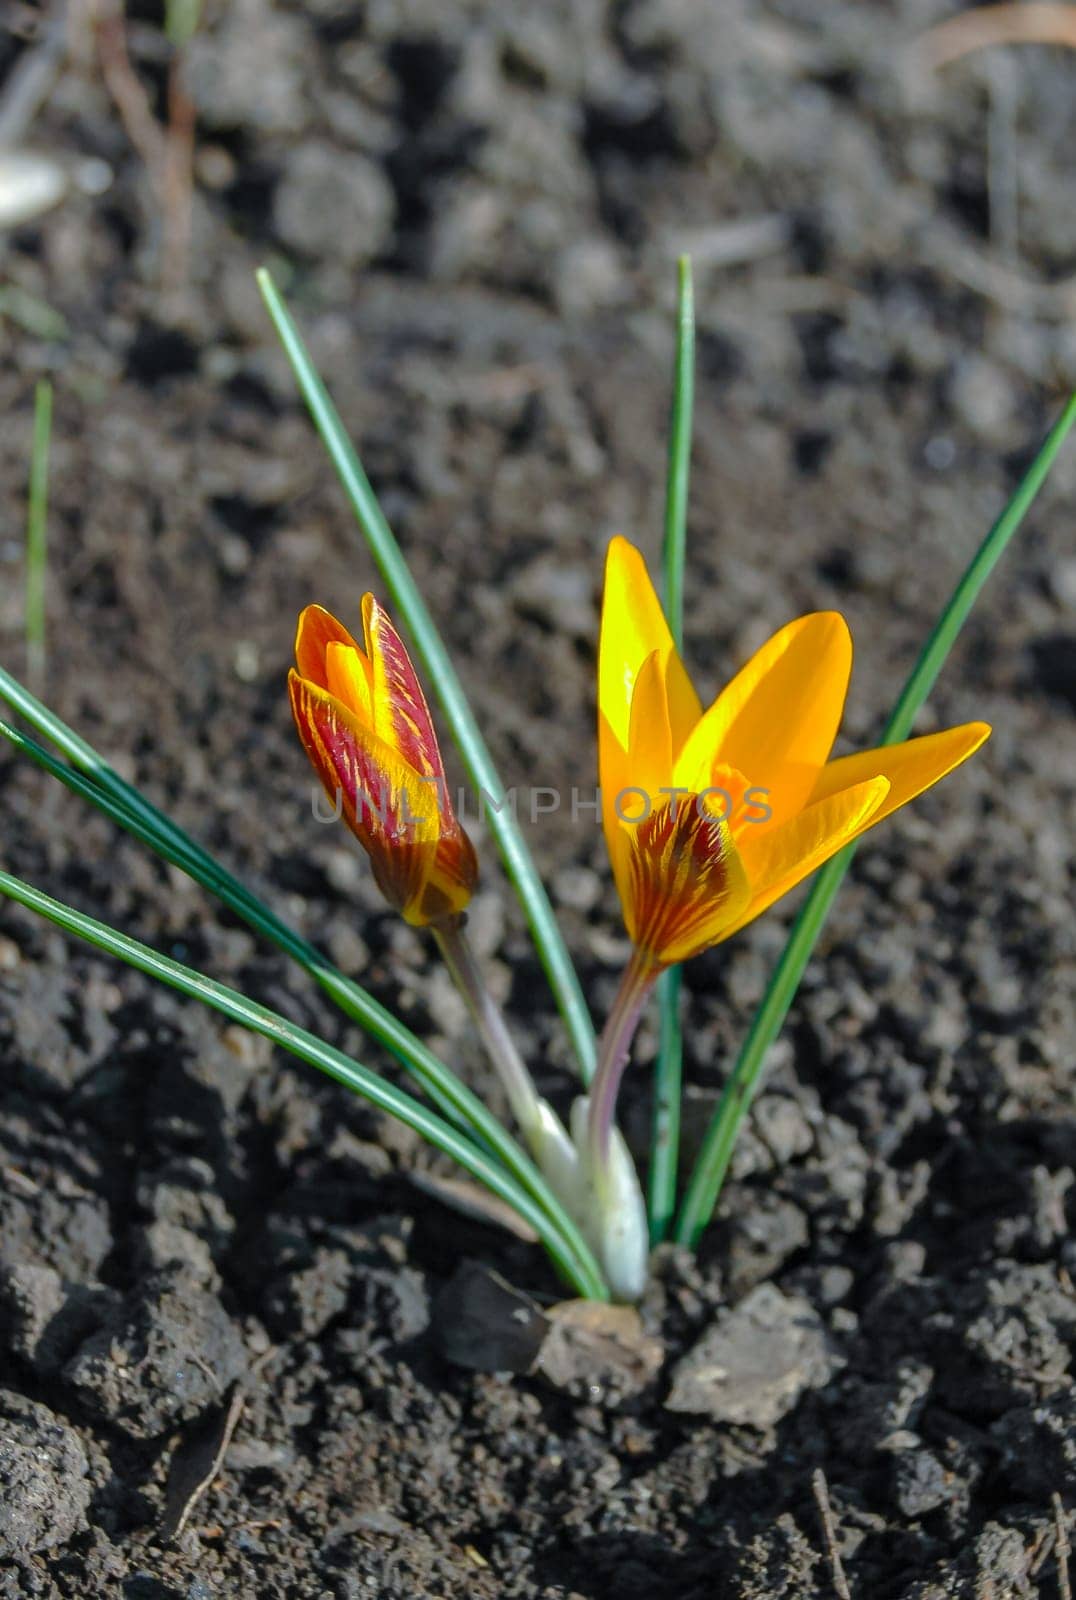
[650,256,694,1244]
[0,670,591,1261]
[165,0,203,45]
[662,257,694,644]
[25,380,52,690]
[675,392,1076,1248]
[256,268,598,1084]
[0,867,607,1300]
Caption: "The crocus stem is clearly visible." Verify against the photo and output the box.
[588,949,660,1179]
[433,916,544,1144]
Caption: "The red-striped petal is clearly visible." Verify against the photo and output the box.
[363,596,447,788]
[618,796,751,967]
[289,670,439,920]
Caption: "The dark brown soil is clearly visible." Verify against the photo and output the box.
[2,3,1075,1596]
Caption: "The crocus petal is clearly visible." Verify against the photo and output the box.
[324,640,373,722]
[614,797,751,967]
[295,604,362,690]
[420,826,480,924]
[807,722,991,823]
[599,710,632,864]
[626,649,674,813]
[289,670,440,920]
[674,612,852,826]
[599,537,701,753]
[720,775,890,942]
[362,595,447,786]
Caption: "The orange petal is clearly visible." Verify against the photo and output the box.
[674,612,852,826]
[626,650,674,811]
[720,775,890,941]
[295,604,363,690]
[615,796,751,967]
[599,710,633,869]
[362,595,448,787]
[289,670,440,919]
[808,722,991,823]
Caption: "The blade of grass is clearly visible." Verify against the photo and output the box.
[165,0,203,45]
[0,866,607,1301]
[675,392,1076,1248]
[0,669,590,1256]
[256,268,598,1085]
[650,256,694,1245]
[25,380,52,691]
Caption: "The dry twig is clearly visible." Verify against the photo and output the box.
[1057,1495,1073,1600]
[917,2,1076,70]
[84,0,195,294]
[812,1469,852,1600]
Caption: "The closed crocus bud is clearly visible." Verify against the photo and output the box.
[289,597,477,926]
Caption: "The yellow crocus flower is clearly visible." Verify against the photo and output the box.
[599,536,990,970]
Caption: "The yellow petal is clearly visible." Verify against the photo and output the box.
[324,640,373,723]
[720,775,889,942]
[599,537,701,753]
[807,722,991,823]
[674,612,852,826]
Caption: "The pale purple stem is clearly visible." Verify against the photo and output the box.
[433,916,542,1140]
[587,949,659,1178]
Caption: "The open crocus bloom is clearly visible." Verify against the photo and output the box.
[599,537,990,969]
[289,598,477,926]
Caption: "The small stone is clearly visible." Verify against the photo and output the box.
[948,354,1016,443]
[323,847,365,897]
[0,1263,116,1378]
[186,1,308,134]
[63,1268,246,1438]
[325,921,371,974]
[886,1438,955,1517]
[233,640,260,682]
[463,891,504,960]
[552,235,627,318]
[536,1300,664,1403]
[434,1262,549,1374]
[512,558,594,639]
[992,1389,1076,1498]
[135,1222,219,1286]
[1049,557,1076,610]
[425,966,469,1038]
[273,142,395,266]
[264,1248,350,1339]
[752,1094,814,1163]
[724,1191,809,1297]
[552,865,602,913]
[665,1283,840,1426]
[0,1392,91,1558]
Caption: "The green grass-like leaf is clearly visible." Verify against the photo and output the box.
[0,866,607,1300]
[0,668,604,1288]
[649,256,694,1244]
[674,392,1076,1248]
[256,269,598,1085]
